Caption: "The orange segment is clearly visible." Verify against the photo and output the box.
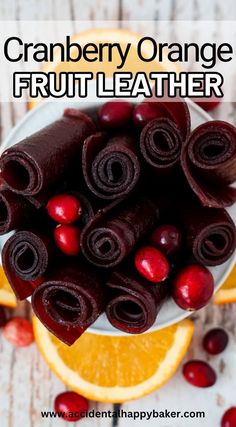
[33,317,193,402]
[29,29,179,109]
[214,264,236,304]
[0,265,17,307]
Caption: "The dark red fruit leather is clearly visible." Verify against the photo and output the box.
[82,132,140,200]
[32,263,105,345]
[2,230,55,299]
[181,121,236,207]
[177,202,236,266]
[106,270,169,334]
[0,189,36,234]
[0,110,96,204]
[149,90,191,139]
[81,197,159,268]
[140,118,182,174]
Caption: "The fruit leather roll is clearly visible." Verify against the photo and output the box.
[82,132,140,200]
[2,229,55,299]
[0,109,96,202]
[0,189,36,234]
[106,270,169,334]
[81,197,159,268]
[177,202,236,266]
[32,263,105,345]
[147,88,191,139]
[139,118,183,175]
[73,190,98,227]
[181,121,236,207]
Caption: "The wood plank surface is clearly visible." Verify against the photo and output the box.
[0,1,236,426]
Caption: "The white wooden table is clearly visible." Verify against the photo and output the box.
[1,1,236,426]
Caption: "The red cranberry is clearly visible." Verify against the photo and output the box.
[203,328,228,355]
[221,407,236,427]
[172,264,214,310]
[98,101,133,129]
[3,317,34,347]
[54,391,88,422]
[183,360,216,388]
[133,102,159,127]
[135,246,169,283]
[47,194,82,224]
[0,306,7,327]
[54,225,81,256]
[150,224,182,257]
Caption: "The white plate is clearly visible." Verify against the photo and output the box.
[1,92,235,336]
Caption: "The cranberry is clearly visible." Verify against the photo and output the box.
[3,317,34,347]
[221,407,236,427]
[135,246,169,283]
[54,225,81,256]
[172,264,214,310]
[203,328,228,355]
[47,194,82,224]
[150,224,182,257]
[183,360,216,388]
[0,306,7,327]
[133,102,159,127]
[54,391,88,422]
[98,101,133,129]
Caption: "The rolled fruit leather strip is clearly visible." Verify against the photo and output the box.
[176,198,236,266]
[106,269,169,334]
[32,262,106,345]
[81,196,159,268]
[0,109,96,207]
[0,189,36,234]
[151,83,191,140]
[71,190,98,227]
[82,132,140,200]
[139,118,183,175]
[181,121,236,207]
[136,84,191,138]
[2,229,55,300]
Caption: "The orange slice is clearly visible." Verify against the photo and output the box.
[214,264,236,304]
[33,317,193,403]
[29,28,179,109]
[0,265,17,307]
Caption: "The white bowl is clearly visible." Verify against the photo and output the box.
[1,90,235,336]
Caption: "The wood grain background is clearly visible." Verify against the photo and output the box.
[1,1,236,426]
